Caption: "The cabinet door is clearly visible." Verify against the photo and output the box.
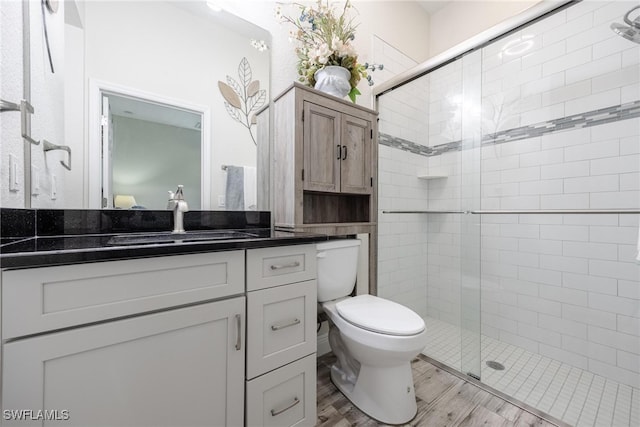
[303,101,341,193]
[340,114,372,194]
[2,298,245,427]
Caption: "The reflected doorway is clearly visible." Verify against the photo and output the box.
[89,81,211,210]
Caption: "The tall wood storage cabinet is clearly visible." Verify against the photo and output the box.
[271,83,378,293]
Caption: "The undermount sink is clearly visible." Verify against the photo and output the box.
[107,230,259,246]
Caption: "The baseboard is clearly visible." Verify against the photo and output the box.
[317,331,331,356]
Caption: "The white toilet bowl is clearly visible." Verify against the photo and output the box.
[321,295,428,424]
[317,239,428,425]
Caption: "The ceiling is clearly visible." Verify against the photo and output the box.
[417,1,449,15]
[108,95,201,131]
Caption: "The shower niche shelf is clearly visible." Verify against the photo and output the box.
[417,175,447,180]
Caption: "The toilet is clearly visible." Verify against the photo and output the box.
[317,239,428,424]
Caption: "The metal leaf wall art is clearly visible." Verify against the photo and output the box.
[218,57,266,145]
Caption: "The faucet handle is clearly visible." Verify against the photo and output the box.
[174,185,185,200]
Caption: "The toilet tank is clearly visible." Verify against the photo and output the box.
[316,239,361,302]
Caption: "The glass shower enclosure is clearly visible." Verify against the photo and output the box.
[376,1,640,426]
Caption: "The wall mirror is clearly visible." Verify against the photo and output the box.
[3,0,270,210]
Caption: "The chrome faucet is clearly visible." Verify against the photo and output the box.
[167,185,189,233]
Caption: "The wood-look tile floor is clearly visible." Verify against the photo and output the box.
[316,352,558,427]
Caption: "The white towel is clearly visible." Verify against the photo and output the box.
[636,226,640,262]
[243,166,257,210]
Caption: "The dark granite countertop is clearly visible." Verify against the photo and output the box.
[0,208,328,269]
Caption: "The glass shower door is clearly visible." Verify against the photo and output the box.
[459,50,482,380]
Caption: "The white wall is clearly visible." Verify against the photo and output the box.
[0,1,25,208]
[429,0,541,58]
[29,0,66,208]
[111,116,201,210]
[228,0,431,108]
[1,0,67,208]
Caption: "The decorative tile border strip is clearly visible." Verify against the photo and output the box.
[380,100,640,157]
[378,133,434,156]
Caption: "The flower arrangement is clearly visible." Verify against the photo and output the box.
[276,0,377,102]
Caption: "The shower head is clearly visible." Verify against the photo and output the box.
[611,22,640,44]
[611,5,640,44]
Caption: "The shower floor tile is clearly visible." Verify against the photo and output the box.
[423,317,639,427]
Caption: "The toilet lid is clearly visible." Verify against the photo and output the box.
[335,295,425,336]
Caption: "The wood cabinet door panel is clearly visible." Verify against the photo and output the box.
[340,114,372,194]
[303,102,340,192]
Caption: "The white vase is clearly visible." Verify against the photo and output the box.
[314,66,351,98]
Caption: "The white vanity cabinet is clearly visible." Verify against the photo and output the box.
[0,242,321,427]
[1,251,246,427]
[245,244,317,427]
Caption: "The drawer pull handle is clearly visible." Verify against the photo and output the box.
[270,261,300,270]
[271,318,301,331]
[271,397,300,417]
[235,314,242,351]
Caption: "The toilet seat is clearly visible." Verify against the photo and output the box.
[336,295,425,336]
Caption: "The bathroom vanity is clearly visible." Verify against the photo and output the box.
[0,208,322,427]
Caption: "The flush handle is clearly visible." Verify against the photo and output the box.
[271,318,300,331]
[270,261,300,270]
[271,397,300,417]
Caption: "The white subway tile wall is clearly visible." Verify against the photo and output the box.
[377,0,640,420]
[374,38,432,317]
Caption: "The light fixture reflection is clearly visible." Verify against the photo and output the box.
[206,0,222,12]
[499,34,535,58]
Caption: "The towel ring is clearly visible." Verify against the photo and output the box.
[43,140,71,171]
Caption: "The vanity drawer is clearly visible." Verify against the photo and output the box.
[2,251,245,339]
[246,280,316,379]
[246,354,316,427]
[246,244,317,291]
